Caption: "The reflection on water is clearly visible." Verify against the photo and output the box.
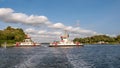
[0,45,120,68]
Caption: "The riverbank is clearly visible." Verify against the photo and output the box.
[0,43,15,48]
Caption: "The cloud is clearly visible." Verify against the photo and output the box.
[0,8,50,25]
[0,8,99,42]
[0,8,13,14]
[38,30,46,34]
[49,23,65,29]
[25,28,37,34]
[25,28,61,42]
[24,27,97,42]
[25,28,61,36]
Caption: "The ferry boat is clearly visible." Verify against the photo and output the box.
[49,31,83,47]
[15,34,40,47]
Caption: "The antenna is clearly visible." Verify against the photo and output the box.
[73,20,80,38]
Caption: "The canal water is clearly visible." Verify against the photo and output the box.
[0,44,120,68]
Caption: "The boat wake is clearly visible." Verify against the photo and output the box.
[13,47,49,68]
[14,54,45,68]
[12,46,93,68]
[66,54,94,68]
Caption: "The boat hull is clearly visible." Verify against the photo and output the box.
[15,44,41,47]
[16,45,41,47]
[49,44,84,47]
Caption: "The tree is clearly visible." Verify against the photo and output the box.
[116,35,120,43]
[0,26,26,44]
[73,35,117,44]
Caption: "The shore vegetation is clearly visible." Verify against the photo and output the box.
[73,35,120,44]
[0,26,25,47]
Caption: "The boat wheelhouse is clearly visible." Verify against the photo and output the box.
[16,34,40,47]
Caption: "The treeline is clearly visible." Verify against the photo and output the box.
[0,26,25,45]
[73,35,120,44]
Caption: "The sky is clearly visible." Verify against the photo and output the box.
[0,0,120,42]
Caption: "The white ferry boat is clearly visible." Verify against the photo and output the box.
[16,34,40,47]
[49,31,83,47]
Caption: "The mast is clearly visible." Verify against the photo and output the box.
[64,30,69,38]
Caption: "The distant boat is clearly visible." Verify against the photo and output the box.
[15,34,40,47]
[96,41,108,45]
[49,31,83,47]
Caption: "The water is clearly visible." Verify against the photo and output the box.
[0,44,120,68]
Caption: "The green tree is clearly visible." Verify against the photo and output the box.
[73,35,117,44]
[0,26,26,44]
[116,35,120,43]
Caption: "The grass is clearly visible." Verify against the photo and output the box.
[1,43,15,48]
